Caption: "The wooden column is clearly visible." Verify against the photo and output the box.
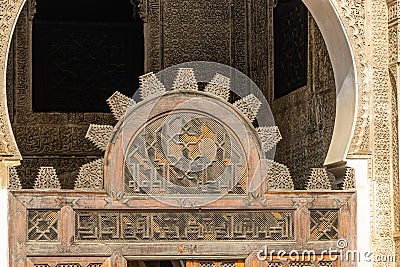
[295,199,310,246]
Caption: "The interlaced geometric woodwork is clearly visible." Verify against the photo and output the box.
[306,168,332,190]
[289,263,312,267]
[204,73,230,101]
[34,167,61,190]
[124,113,247,195]
[342,167,355,190]
[74,159,104,190]
[38,264,103,267]
[29,259,105,266]
[173,68,199,91]
[139,72,166,99]
[106,91,135,120]
[233,94,262,122]
[220,262,236,267]
[28,210,59,241]
[266,160,294,190]
[200,262,215,267]
[51,264,103,267]
[256,126,282,152]
[8,166,22,189]
[193,261,243,267]
[85,124,114,151]
[309,210,339,241]
[75,211,295,241]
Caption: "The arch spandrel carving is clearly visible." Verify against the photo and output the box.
[0,0,25,162]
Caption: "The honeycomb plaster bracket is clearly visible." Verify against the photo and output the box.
[34,167,61,190]
[266,160,294,190]
[75,159,104,190]
[205,73,231,101]
[86,124,114,151]
[8,167,22,190]
[173,68,199,91]
[233,94,262,122]
[306,168,332,190]
[342,167,356,190]
[139,72,166,99]
[107,91,135,120]
[256,126,282,152]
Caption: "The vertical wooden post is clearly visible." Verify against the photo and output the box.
[8,194,26,267]
[295,200,310,246]
[0,162,9,266]
[338,194,357,267]
[103,253,127,267]
[60,205,74,252]
[245,252,267,267]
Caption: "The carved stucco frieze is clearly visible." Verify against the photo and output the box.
[0,0,24,160]
[387,1,400,260]
[331,0,370,153]
[370,1,396,265]
[388,0,400,23]
[107,91,135,121]
[342,167,356,190]
[172,68,199,91]
[328,1,396,263]
[388,68,400,235]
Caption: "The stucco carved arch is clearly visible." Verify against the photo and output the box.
[0,0,358,168]
[0,0,26,162]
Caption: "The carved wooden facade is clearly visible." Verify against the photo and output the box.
[8,66,356,266]
[9,191,355,266]
[1,0,398,266]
